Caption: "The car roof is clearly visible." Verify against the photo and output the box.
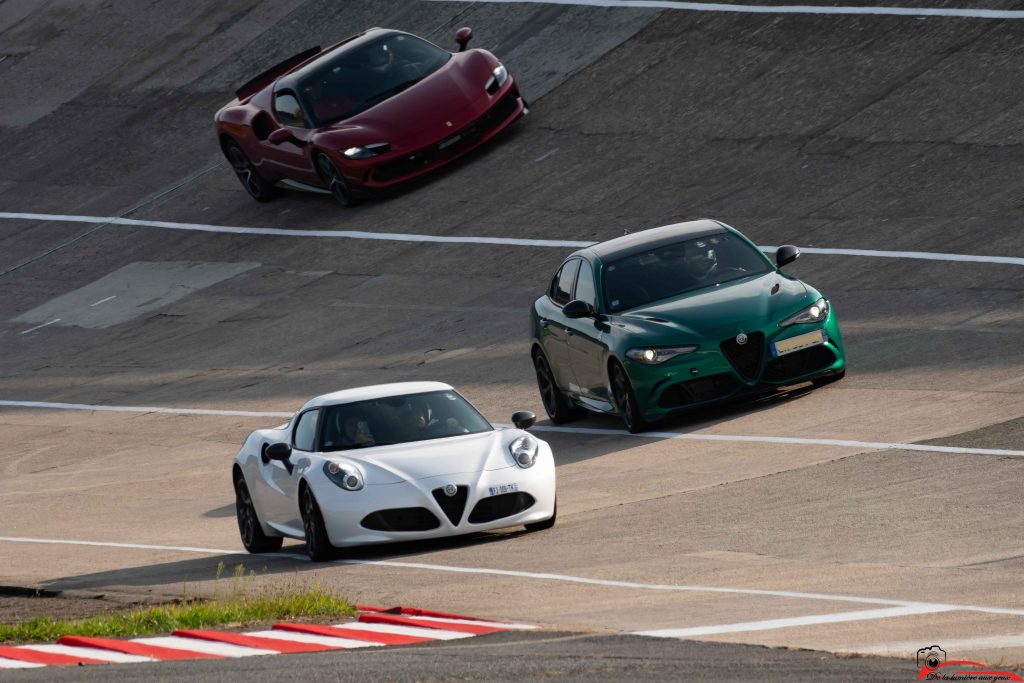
[586,219,728,262]
[299,381,456,411]
[274,27,402,93]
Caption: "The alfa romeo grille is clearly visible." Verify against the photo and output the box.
[719,332,765,381]
[432,485,469,526]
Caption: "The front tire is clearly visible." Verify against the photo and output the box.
[525,499,556,532]
[224,141,279,203]
[234,475,283,553]
[314,153,361,207]
[611,361,649,434]
[301,486,336,562]
[533,349,582,424]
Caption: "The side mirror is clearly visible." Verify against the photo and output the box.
[265,442,292,461]
[455,27,473,52]
[268,128,292,145]
[775,245,801,268]
[511,411,536,430]
[563,299,595,319]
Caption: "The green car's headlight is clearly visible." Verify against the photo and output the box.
[625,346,698,365]
[779,297,829,327]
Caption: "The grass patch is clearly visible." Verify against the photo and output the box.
[0,562,355,644]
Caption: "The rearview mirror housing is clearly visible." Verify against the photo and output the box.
[455,27,473,52]
[511,411,536,430]
[775,244,801,268]
[265,442,292,461]
[563,299,595,319]
[268,128,292,145]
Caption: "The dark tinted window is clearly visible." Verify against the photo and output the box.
[298,33,450,126]
[293,409,319,451]
[550,259,580,306]
[574,260,596,307]
[274,92,308,128]
[602,233,773,313]
[320,390,492,452]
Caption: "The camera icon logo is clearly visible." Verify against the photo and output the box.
[917,645,946,669]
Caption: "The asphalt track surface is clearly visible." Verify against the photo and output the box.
[1,0,1024,679]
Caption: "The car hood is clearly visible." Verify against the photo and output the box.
[331,430,513,484]
[319,51,493,150]
[613,273,818,339]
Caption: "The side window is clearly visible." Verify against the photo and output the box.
[549,259,580,306]
[292,409,319,451]
[274,91,307,128]
[574,260,596,307]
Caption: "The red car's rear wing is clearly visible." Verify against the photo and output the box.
[234,46,322,100]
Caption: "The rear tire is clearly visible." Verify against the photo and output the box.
[301,486,336,562]
[224,141,279,203]
[234,475,283,553]
[533,349,583,424]
[611,361,649,434]
[314,152,361,207]
[525,499,556,532]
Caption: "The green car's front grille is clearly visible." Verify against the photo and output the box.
[763,344,836,382]
[719,332,765,381]
[658,373,740,409]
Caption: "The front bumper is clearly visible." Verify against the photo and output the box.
[313,450,556,548]
[626,310,845,422]
[339,82,526,192]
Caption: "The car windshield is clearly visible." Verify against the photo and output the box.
[297,33,450,126]
[320,390,493,451]
[601,233,774,313]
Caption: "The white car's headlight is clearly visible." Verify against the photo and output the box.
[342,142,390,159]
[485,64,508,94]
[323,461,364,491]
[625,346,698,365]
[779,297,829,327]
[509,434,538,468]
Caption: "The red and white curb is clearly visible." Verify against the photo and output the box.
[0,605,537,669]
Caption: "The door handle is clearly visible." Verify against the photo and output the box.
[539,319,549,328]
[564,328,574,336]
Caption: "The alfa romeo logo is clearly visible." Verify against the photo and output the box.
[443,483,458,497]
[736,333,748,345]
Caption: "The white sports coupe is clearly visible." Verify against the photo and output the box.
[232,382,557,561]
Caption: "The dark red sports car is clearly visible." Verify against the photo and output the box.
[215,27,526,206]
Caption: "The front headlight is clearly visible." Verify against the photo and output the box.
[323,461,364,491]
[342,142,390,159]
[485,64,508,94]
[509,434,538,468]
[625,346,699,365]
[779,297,829,327]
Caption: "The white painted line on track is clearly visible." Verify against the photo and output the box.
[337,622,474,640]
[18,318,60,335]
[4,400,1020,458]
[632,604,954,638]
[858,632,1024,655]
[4,535,1024,619]
[0,400,292,419]
[90,295,116,307]
[131,636,275,658]
[1,212,1020,265]
[244,630,379,648]
[0,212,591,249]
[19,643,152,663]
[424,0,1024,20]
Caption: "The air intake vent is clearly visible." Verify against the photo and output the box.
[432,485,469,526]
[468,492,536,524]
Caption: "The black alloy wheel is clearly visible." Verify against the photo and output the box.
[234,476,283,553]
[314,153,360,207]
[225,142,278,202]
[533,350,581,424]
[524,498,556,532]
[301,487,336,562]
[611,361,649,434]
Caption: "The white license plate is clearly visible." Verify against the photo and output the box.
[771,329,827,357]
[488,483,519,496]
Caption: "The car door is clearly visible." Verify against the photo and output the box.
[260,407,319,534]
[256,89,320,184]
[537,259,581,393]
[565,259,613,403]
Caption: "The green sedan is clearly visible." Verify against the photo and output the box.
[530,220,845,432]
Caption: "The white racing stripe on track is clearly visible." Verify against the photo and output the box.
[404,615,539,630]
[131,636,275,657]
[0,212,1020,265]
[424,0,1024,20]
[336,622,473,640]
[0,659,44,669]
[4,401,1022,458]
[632,604,954,638]
[858,632,1024,655]
[19,643,153,663]
[244,630,381,648]
[4,535,1024,618]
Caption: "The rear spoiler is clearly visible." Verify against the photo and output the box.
[234,46,322,100]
